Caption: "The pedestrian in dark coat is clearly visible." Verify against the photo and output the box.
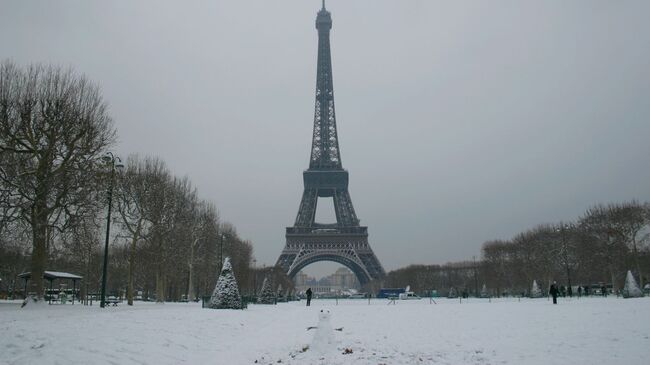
[306,288,312,307]
[549,282,559,304]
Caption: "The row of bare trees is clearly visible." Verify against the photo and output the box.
[482,201,649,296]
[0,61,258,303]
[386,201,650,297]
[384,261,479,297]
[111,156,255,303]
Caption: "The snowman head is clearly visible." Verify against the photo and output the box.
[318,309,331,321]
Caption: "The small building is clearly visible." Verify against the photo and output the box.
[18,271,83,304]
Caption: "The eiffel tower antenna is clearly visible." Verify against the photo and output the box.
[276,4,385,286]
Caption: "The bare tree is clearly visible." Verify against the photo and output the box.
[115,155,166,305]
[187,201,218,301]
[579,204,629,291]
[137,161,174,302]
[482,240,513,296]
[57,209,103,302]
[510,225,557,292]
[605,201,648,287]
[166,176,197,301]
[0,61,116,302]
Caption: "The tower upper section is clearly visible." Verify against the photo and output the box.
[316,2,332,31]
[309,2,341,170]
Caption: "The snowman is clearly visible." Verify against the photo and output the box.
[307,309,343,354]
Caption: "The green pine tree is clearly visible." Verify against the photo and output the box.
[258,276,276,305]
[209,257,242,309]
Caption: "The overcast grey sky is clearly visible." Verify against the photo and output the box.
[2,0,649,278]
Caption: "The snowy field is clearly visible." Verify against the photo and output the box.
[1,297,649,365]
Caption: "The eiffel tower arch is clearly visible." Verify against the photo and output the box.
[276,3,385,286]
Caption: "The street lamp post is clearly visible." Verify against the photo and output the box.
[100,152,123,308]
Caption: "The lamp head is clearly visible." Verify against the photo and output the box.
[115,157,125,169]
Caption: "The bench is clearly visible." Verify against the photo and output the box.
[104,298,120,306]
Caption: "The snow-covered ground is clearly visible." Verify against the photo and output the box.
[1,297,649,364]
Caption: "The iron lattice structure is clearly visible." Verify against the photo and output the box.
[276,3,385,286]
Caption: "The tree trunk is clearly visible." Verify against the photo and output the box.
[606,233,619,293]
[84,250,90,305]
[610,266,618,293]
[187,263,194,302]
[156,268,165,303]
[632,239,643,288]
[127,235,137,305]
[187,239,197,301]
[29,206,48,301]
[127,220,142,306]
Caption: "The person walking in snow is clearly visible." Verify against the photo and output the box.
[306,287,312,307]
[549,281,559,304]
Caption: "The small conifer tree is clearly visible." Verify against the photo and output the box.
[209,257,242,309]
[622,270,643,298]
[447,287,458,298]
[480,284,489,298]
[258,276,276,304]
[531,280,542,298]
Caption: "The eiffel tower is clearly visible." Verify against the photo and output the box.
[276,2,385,286]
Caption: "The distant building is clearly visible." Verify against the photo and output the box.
[293,267,359,295]
[330,267,359,289]
[294,271,309,288]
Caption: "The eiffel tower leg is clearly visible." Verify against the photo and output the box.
[356,247,386,281]
[276,250,296,274]
[333,189,358,226]
[294,188,318,226]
